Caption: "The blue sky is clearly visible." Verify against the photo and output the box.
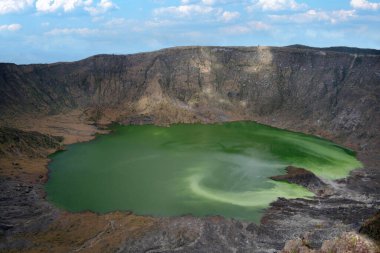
[0,0,379,64]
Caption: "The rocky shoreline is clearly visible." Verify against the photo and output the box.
[0,120,378,253]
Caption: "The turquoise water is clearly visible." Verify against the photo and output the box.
[46,122,362,222]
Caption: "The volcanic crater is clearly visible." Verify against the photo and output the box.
[0,45,379,253]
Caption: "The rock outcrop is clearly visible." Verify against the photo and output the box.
[270,166,331,196]
[360,211,380,243]
[1,46,379,148]
[0,127,63,157]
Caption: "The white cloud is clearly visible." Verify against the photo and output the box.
[350,0,380,10]
[201,0,217,5]
[0,0,117,15]
[0,23,22,31]
[180,0,219,4]
[45,27,99,36]
[104,17,126,27]
[331,10,358,22]
[35,0,93,12]
[154,1,243,23]
[154,4,215,17]
[269,9,357,24]
[0,0,33,15]
[221,21,271,35]
[35,0,116,14]
[144,19,176,28]
[249,21,271,30]
[219,11,240,22]
[305,29,345,39]
[249,0,306,11]
[84,0,117,15]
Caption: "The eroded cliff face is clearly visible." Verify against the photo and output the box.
[0,46,379,253]
[1,46,379,148]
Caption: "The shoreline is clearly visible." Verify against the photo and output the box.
[1,113,379,252]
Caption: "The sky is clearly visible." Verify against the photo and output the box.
[0,0,379,64]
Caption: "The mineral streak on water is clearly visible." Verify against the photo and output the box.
[46,122,362,222]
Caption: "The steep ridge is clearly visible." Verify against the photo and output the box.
[1,46,379,147]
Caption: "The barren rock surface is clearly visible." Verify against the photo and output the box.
[270,166,331,196]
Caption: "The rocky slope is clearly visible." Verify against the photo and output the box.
[0,45,379,252]
[1,46,379,145]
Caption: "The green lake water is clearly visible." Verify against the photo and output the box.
[46,122,362,222]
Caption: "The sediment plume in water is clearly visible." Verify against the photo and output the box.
[46,122,362,221]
